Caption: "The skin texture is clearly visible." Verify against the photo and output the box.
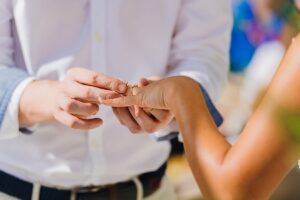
[19,68,173,131]
[101,34,300,199]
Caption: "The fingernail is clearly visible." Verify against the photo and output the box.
[118,83,127,93]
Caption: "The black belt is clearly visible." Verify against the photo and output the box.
[0,163,166,200]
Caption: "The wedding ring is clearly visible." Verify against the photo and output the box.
[126,84,139,96]
[131,85,139,95]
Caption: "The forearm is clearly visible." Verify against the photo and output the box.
[169,79,232,198]
[169,83,287,199]
[19,80,59,125]
[166,34,300,198]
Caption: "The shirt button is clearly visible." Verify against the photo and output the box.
[95,32,102,43]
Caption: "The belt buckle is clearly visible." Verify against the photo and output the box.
[72,185,106,194]
[70,185,107,200]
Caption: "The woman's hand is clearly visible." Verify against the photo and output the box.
[101,78,170,110]
[101,76,201,114]
[111,78,174,134]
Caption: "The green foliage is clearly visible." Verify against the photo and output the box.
[281,110,300,143]
[276,0,300,31]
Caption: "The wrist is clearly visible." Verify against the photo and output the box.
[165,76,203,111]
[19,80,60,125]
[165,77,212,132]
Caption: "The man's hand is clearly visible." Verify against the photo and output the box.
[112,78,174,134]
[19,67,127,130]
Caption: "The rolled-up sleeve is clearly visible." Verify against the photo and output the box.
[167,0,232,102]
[0,70,33,139]
[0,0,31,139]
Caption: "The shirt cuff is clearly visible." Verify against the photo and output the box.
[150,121,178,141]
[152,83,223,141]
[0,77,35,139]
[199,84,223,127]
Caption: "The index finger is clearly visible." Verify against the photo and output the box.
[67,67,128,94]
[100,96,139,107]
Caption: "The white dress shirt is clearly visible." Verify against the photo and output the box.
[0,0,232,188]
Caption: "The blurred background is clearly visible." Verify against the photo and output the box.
[166,0,300,199]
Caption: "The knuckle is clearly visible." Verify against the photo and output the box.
[109,81,120,91]
[103,92,119,101]
[103,93,114,99]
[66,67,77,77]
[80,88,91,99]
[145,126,156,133]
[101,93,110,101]
[87,73,98,84]
[89,104,99,115]
[130,126,141,134]
[52,110,60,120]
[104,94,112,100]
[139,93,146,107]
[160,114,169,122]
[62,98,75,112]
[67,118,79,129]
[129,127,136,133]
[158,110,172,121]
[86,122,96,129]
[121,97,127,105]
[66,69,73,77]
[131,129,139,134]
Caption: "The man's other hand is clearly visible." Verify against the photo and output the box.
[19,67,127,130]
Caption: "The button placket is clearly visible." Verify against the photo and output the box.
[88,0,108,185]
